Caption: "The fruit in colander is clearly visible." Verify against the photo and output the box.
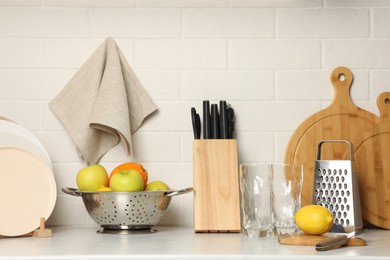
[109,162,148,189]
[145,180,170,191]
[76,164,108,191]
[109,169,144,192]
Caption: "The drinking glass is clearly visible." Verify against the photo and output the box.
[239,164,273,237]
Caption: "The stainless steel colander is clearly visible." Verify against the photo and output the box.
[62,187,193,234]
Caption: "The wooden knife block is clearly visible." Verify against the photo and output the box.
[193,140,241,233]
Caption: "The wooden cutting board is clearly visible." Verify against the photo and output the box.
[278,233,366,247]
[284,66,379,206]
[347,92,390,229]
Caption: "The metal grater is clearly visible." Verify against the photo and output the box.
[312,140,363,233]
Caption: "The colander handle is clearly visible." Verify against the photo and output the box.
[62,187,82,197]
[316,140,353,160]
[165,187,194,197]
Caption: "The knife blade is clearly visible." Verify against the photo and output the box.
[315,229,366,251]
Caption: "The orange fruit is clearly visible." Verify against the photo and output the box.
[109,162,148,189]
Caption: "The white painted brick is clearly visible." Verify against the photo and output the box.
[90,8,180,38]
[135,39,227,69]
[324,40,390,69]
[276,70,370,101]
[0,0,42,6]
[141,101,193,131]
[143,163,193,188]
[51,162,84,192]
[180,195,194,226]
[45,0,135,7]
[43,101,65,131]
[235,101,321,131]
[371,70,390,101]
[47,195,89,226]
[373,8,390,37]
[183,70,274,100]
[325,0,390,7]
[0,39,41,68]
[0,7,87,37]
[229,0,321,7]
[131,132,181,162]
[0,101,41,130]
[236,132,274,163]
[43,39,134,69]
[40,129,181,163]
[0,69,74,100]
[277,9,369,38]
[35,132,81,162]
[275,132,292,163]
[183,8,274,39]
[136,70,181,100]
[136,0,227,7]
[100,142,137,162]
[229,40,321,69]
[181,133,194,162]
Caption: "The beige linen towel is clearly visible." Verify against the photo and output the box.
[49,37,158,165]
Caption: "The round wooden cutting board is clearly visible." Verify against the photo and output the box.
[284,66,379,206]
[348,92,390,229]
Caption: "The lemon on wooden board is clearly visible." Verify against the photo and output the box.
[294,205,334,235]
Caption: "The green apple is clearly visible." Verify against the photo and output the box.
[109,170,144,192]
[76,164,109,191]
[145,180,170,191]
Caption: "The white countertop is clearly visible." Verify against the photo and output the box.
[1,226,390,260]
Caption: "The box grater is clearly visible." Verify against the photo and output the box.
[312,140,363,233]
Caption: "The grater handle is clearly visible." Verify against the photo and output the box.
[316,140,353,161]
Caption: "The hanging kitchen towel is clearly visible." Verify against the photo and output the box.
[49,37,158,165]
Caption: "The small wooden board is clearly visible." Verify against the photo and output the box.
[278,233,366,247]
[284,67,379,206]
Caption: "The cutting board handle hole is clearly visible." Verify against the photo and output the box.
[338,73,346,82]
[385,98,390,104]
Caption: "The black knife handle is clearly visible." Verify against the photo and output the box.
[227,107,235,139]
[203,101,211,139]
[211,104,220,139]
[219,101,228,139]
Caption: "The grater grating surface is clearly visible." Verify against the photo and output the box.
[312,140,363,233]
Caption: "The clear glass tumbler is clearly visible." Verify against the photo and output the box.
[272,163,303,235]
[239,164,273,237]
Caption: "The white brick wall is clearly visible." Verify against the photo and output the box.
[0,1,389,228]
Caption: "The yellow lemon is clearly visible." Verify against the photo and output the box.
[294,205,334,235]
[97,186,111,192]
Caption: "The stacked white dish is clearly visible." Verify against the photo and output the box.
[0,117,56,237]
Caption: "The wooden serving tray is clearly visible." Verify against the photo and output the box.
[284,66,379,206]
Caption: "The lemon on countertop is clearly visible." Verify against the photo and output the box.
[294,205,334,235]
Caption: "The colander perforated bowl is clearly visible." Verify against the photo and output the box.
[62,187,193,234]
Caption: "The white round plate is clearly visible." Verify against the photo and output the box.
[0,119,52,171]
[0,147,57,236]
